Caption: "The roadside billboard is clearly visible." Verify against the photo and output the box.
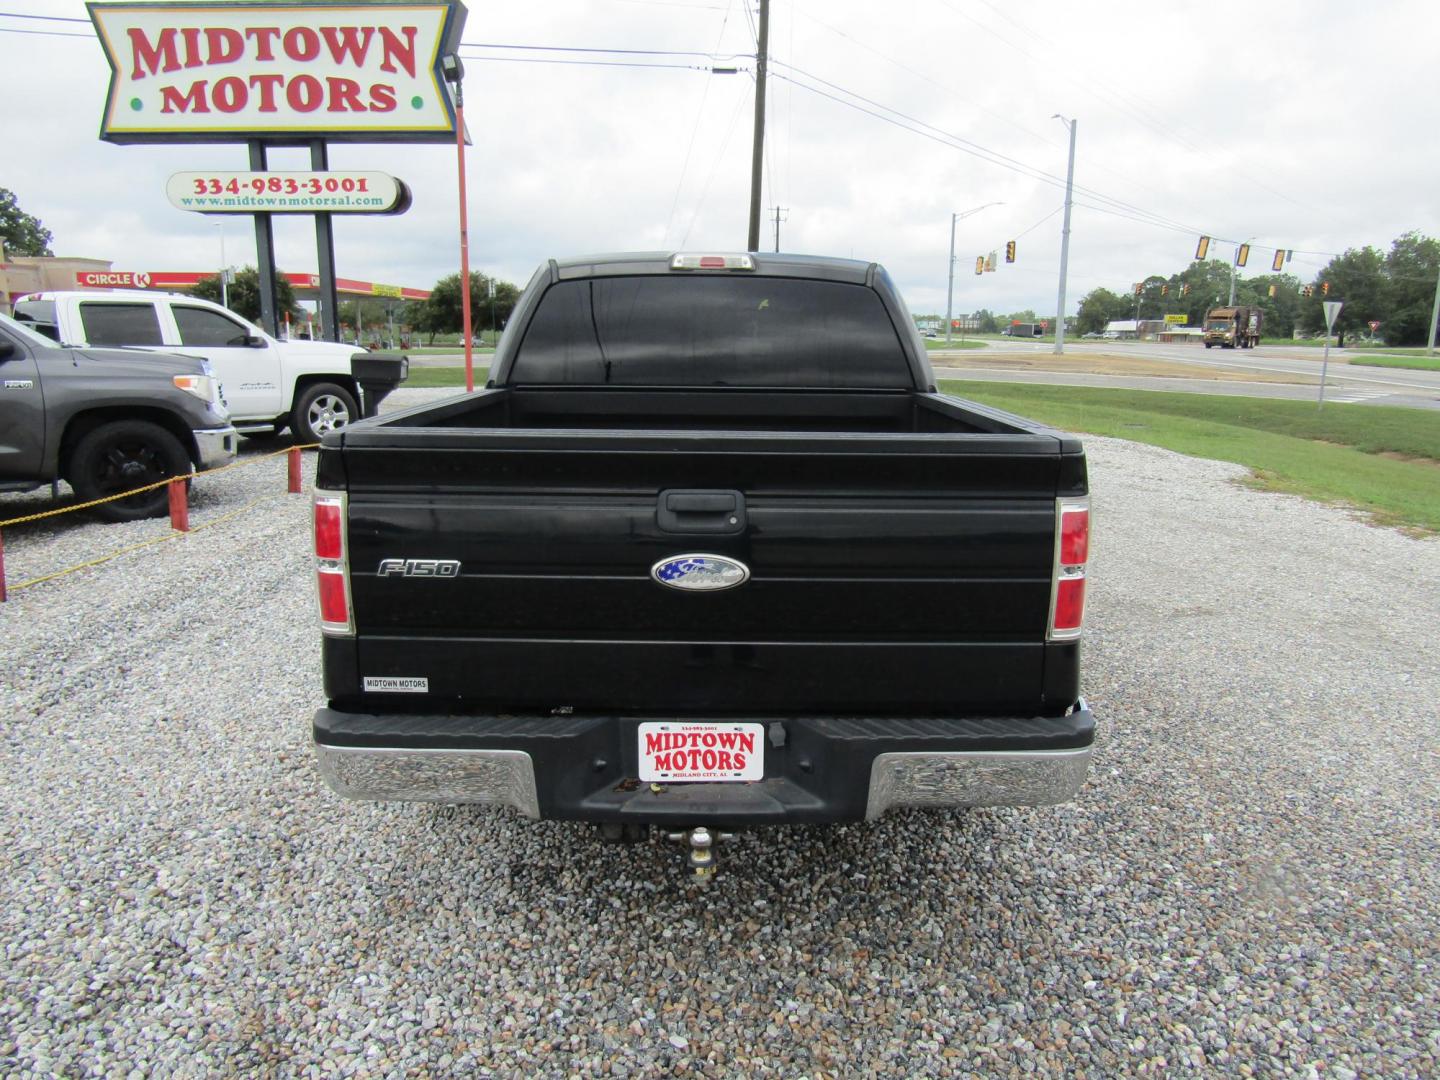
[88,1,466,143]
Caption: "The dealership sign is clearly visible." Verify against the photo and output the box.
[166,170,409,213]
[88,1,466,143]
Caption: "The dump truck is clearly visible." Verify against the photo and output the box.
[1203,306,1262,349]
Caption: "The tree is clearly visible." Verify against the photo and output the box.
[0,188,54,257]
[1075,287,1130,334]
[972,308,1000,334]
[190,266,301,326]
[1383,232,1440,345]
[1301,246,1387,345]
[420,271,521,343]
[1237,272,1304,338]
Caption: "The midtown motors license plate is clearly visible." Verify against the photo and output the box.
[637,722,765,783]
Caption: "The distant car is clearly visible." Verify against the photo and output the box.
[923,330,938,339]
[1082,331,1102,339]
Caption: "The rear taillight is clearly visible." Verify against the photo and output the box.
[1048,498,1090,641]
[314,492,352,636]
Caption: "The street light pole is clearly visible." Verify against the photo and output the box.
[945,202,1003,345]
[1052,115,1076,355]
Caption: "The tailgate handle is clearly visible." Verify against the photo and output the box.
[657,489,746,534]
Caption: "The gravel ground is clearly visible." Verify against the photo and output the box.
[2,388,1438,1078]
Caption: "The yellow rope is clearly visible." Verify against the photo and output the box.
[5,495,285,593]
[0,443,320,529]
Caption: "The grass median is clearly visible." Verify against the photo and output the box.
[1349,354,1440,372]
[922,339,988,350]
[403,365,490,388]
[944,380,1440,534]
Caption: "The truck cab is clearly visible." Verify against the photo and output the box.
[12,291,409,442]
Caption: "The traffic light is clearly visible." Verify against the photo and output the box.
[1005,240,1016,264]
[1271,250,1285,272]
[1134,282,1142,296]
[1322,281,1330,296]
[1161,284,1169,297]
[1236,243,1250,267]
[1302,285,1314,297]
[975,256,984,276]
[1195,235,1210,260]
[1182,283,1191,296]
[1268,285,1277,298]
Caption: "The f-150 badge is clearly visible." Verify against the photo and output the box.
[377,558,462,578]
[651,554,749,592]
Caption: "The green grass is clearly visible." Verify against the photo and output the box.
[923,338,987,350]
[1350,353,1440,372]
[403,365,490,388]
[940,380,1440,534]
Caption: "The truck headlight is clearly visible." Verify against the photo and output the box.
[174,374,227,417]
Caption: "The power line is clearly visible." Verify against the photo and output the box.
[791,3,1065,154]
[770,62,1208,237]
[680,86,750,247]
[463,41,745,60]
[458,54,723,72]
[932,0,1315,214]
[663,0,738,247]
[0,26,90,38]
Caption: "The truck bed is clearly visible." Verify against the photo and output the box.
[318,386,1085,719]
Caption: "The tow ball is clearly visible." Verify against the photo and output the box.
[667,826,735,882]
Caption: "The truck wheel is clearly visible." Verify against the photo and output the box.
[69,420,191,523]
[292,383,358,443]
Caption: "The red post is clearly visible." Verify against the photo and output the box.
[287,446,303,494]
[0,529,7,603]
[168,478,190,532]
[450,61,475,393]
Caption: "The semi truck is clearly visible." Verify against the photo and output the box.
[1203,306,1262,349]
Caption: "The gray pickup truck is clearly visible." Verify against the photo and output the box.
[0,312,236,522]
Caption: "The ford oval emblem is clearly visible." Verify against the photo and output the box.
[651,553,750,592]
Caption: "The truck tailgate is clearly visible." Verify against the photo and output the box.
[329,429,1073,716]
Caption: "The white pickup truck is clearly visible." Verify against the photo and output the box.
[12,291,408,443]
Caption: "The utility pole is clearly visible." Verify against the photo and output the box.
[1052,115,1076,355]
[770,205,788,252]
[746,0,770,252]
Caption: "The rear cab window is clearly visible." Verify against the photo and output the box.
[78,301,164,347]
[510,276,913,388]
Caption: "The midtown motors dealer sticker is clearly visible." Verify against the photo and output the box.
[638,722,764,783]
[363,676,428,693]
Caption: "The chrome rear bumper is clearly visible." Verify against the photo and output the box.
[315,744,541,819]
[864,745,1091,820]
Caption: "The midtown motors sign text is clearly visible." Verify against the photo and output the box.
[89,2,466,142]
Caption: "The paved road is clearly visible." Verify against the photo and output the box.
[934,341,1440,410]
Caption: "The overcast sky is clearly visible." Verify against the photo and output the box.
[4,0,1438,318]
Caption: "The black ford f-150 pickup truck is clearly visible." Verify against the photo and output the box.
[310,252,1093,877]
